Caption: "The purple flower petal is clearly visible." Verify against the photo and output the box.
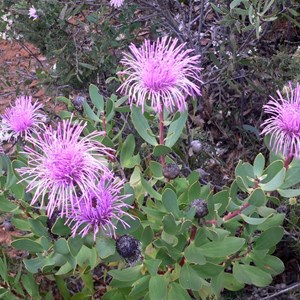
[65,175,133,240]
[261,82,300,158]
[18,117,115,217]
[118,36,202,113]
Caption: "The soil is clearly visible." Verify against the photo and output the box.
[0,38,50,113]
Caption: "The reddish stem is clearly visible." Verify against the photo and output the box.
[284,154,293,170]
[179,225,197,267]
[159,109,166,167]
[223,202,250,221]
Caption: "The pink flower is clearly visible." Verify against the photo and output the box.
[28,6,38,20]
[261,82,300,158]
[65,175,132,240]
[118,36,202,113]
[2,96,44,138]
[110,0,125,8]
[18,117,115,217]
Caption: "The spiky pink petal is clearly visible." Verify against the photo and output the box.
[262,82,300,158]
[118,36,202,113]
[65,175,133,240]
[18,117,115,217]
[2,96,44,138]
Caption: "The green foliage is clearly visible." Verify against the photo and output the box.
[2,1,148,88]
[2,1,300,297]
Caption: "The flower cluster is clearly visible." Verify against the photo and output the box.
[261,82,300,158]
[118,36,202,113]
[28,6,38,20]
[1,96,44,139]
[65,175,132,240]
[110,0,125,8]
[13,109,131,239]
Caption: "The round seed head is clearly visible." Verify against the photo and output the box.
[163,163,180,179]
[190,199,209,218]
[191,140,202,154]
[116,234,141,265]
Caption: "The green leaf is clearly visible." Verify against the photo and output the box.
[54,239,69,255]
[129,275,150,298]
[105,98,115,122]
[55,261,74,276]
[240,214,269,225]
[68,236,83,257]
[257,214,285,231]
[141,177,162,200]
[83,101,100,122]
[29,219,49,237]
[184,242,206,265]
[78,62,97,70]
[109,265,142,282]
[51,217,71,236]
[96,237,116,259]
[278,188,300,198]
[141,226,154,248]
[24,256,55,273]
[0,257,8,283]
[167,282,190,300]
[165,111,188,147]
[0,194,19,212]
[260,168,286,191]
[253,153,265,177]
[21,273,39,298]
[162,188,180,218]
[55,275,70,300]
[153,145,172,157]
[162,214,178,235]
[150,161,163,179]
[12,239,44,253]
[144,259,162,276]
[223,273,245,291]
[230,0,243,9]
[149,275,168,300]
[188,181,201,202]
[199,237,245,257]
[212,190,230,215]
[254,226,284,250]
[120,134,140,168]
[233,263,272,287]
[89,84,104,112]
[131,106,158,146]
[179,263,208,291]
[248,188,266,207]
[252,255,284,276]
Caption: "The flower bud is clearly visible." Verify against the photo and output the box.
[190,140,202,154]
[73,95,85,110]
[116,234,142,265]
[163,163,180,179]
[190,199,209,218]
[3,218,14,231]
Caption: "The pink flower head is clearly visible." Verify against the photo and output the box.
[118,36,202,113]
[29,6,38,20]
[18,117,115,217]
[65,175,133,240]
[261,82,300,158]
[110,0,125,8]
[2,96,44,138]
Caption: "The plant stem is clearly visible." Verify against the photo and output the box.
[284,154,293,170]
[159,108,166,167]
[223,202,250,221]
